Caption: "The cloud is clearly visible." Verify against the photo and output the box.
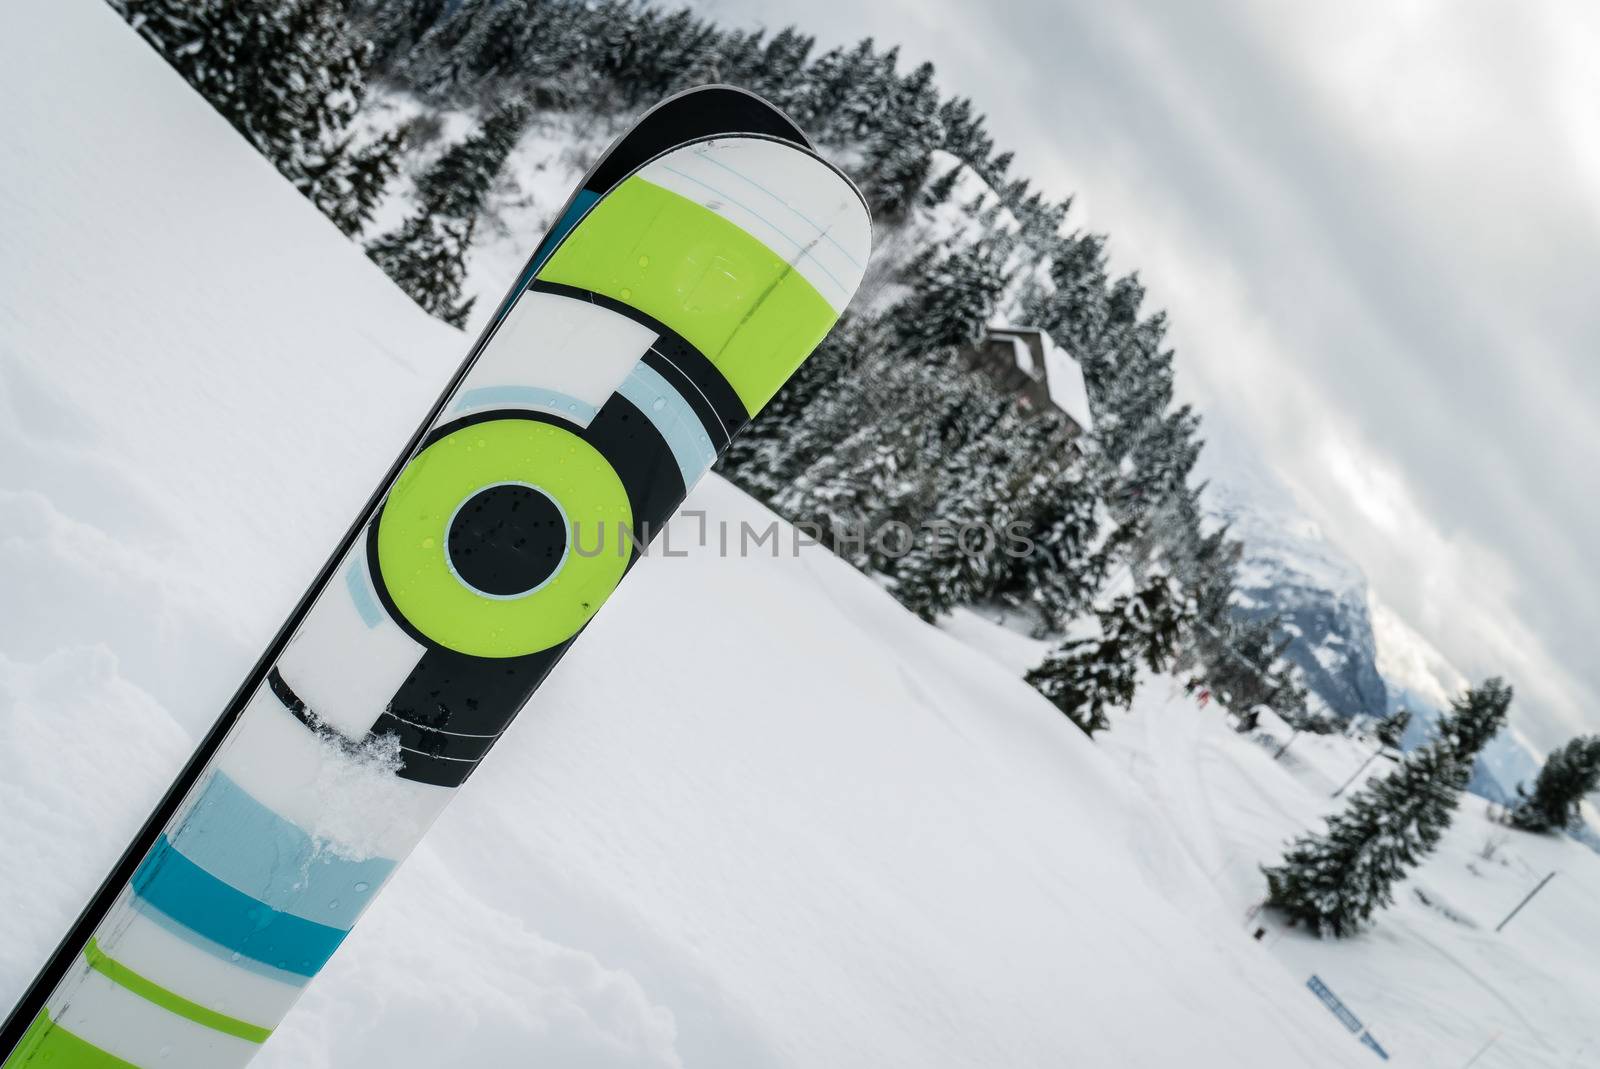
[700,0,1600,747]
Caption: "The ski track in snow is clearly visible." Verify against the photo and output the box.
[4,3,1599,1067]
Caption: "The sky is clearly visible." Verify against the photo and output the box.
[700,0,1600,749]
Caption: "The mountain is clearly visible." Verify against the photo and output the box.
[1373,597,1545,805]
[1198,429,1548,803]
[1196,431,1389,721]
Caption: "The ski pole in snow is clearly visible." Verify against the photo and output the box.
[1494,870,1557,933]
[0,87,870,1069]
[1331,747,1382,797]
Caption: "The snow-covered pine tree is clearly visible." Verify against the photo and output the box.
[399,0,551,98]
[1025,574,1193,736]
[1198,615,1304,719]
[1262,677,1512,936]
[366,100,527,324]
[365,213,477,327]
[744,341,887,505]
[451,0,534,87]
[1509,735,1600,833]
[921,160,964,209]
[892,407,1071,622]
[111,0,393,234]
[1262,736,1462,937]
[858,61,941,218]
[113,0,214,82]
[1374,708,1412,750]
[890,240,1009,357]
[993,459,1108,634]
[392,0,493,93]
[771,354,961,567]
[352,0,451,69]
[1440,677,1513,766]
[802,38,887,139]
[937,95,993,172]
[325,127,406,238]
[412,101,530,221]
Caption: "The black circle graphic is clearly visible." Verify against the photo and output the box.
[446,483,568,597]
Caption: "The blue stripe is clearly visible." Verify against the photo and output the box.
[132,836,349,978]
[454,385,597,424]
[617,362,717,486]
[344,557,382,628]
[126,895,309,988]
[168,772,394,931]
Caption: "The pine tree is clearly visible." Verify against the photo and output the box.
[1203,615,1307,720]
[1509,736,1600,833]
[994,461,1109,633]
[114,0,214,81]
[355,0,451,69]
[771,353,964,568]
[1262,738,1462,937]
[366,100,527,325]
[1374,708,1411,750]
[891,241,1009,357]
[325,127,406,238]
[111,0,388,233]
[921,161,963,208]
[412,101,530,220]
[893,408,1071,622]
[1026,575,1193,736]
[1443,679,1513,760]
[365,213,477,327]
[1262,678,1512,936]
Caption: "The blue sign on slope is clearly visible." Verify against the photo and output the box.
[1307,975,1363,1033]
[1306,975,1390,1060]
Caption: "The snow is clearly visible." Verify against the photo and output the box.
[1091,683,1600,1068]
[4,3,1596,1067]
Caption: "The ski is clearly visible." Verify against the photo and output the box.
[1,91,869,1068]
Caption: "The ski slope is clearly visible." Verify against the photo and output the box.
[1104,694,1600,1068]
[4,4,1585,1068]
[954,614,1600,1068]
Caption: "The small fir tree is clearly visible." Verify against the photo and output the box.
[890,241,1009,357]
[1026,575,1193,737]
[1262,678,1512,936]
[325,128,406,238]
[412,101,530,220]
[1374,708,1412,750]
[111,0,394,233]
[366,214,477,327]
[366,101,527,324]
[994,461,1109,633]
[1509,736,1600,833]
[1263,738,1462,937]
[1202,615,1307,721]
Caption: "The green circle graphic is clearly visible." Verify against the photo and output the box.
[377,418,632,657]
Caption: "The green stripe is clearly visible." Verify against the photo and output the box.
[540,174,840,415]
[2,1010,138,1068]
[84,939,272,1044]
